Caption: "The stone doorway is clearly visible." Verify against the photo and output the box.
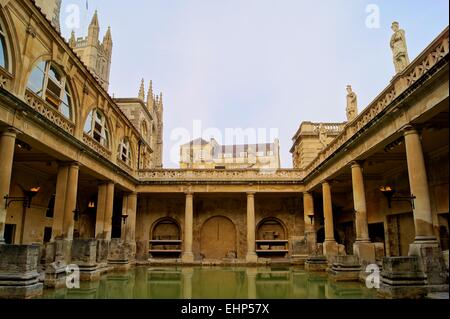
[200,216,236,260]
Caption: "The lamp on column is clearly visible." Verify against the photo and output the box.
[4,186,41,209]
[121,212,129,225]
[307,212,315,224]
[379,185,416,209]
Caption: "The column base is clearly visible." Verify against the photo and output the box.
[108,239,131,272]
[181,252,194,264]
[409,239,448,286]
[323,241,339,262]
[0,244,43,299]
[378,256,428,299]
[328,255,362,282]
[246,253,258,264]
[353,241,376,266]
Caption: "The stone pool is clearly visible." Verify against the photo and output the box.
[38,266,379,299]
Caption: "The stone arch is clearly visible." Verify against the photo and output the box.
[200,216,237,260]
[256,217,288,240]
[150,217,181,240]
[82,106,114,149]
[0,7,18,76]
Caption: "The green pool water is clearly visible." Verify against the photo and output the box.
[39,266,379,299]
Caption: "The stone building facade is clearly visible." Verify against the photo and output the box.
[180,138,281,170]
[0,0,448,299]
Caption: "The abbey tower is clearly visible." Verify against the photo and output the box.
[69,11,113,91]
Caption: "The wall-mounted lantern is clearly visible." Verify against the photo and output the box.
[4,187,41,209]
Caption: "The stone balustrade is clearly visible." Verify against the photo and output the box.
[304,29,449,179]
[24,89,76,135]
[138,168,305,183]
[82,133,112,160]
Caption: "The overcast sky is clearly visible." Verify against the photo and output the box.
[60,0,449,168]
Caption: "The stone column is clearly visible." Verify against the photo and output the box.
[403,126,435,242]
[246,192,258,263]
[403,126,445,285]
[103,183,115,241]
[351,162,375,265]
[63,163,79,240]
[182,192,194,263]
[351,162,370,242]
[52,164,69,240]
[95,183,107,239]
[303,192,317,254]
[322,181,338,258]
[95,182,114,240]
[121,192,137,242]
[0,128,17,244]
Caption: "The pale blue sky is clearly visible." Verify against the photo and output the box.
[60,0,449,168]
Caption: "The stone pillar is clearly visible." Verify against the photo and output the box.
[403,126,447,286]
[351,162,375,266]
[182,192,194,263]
[103,183,115,241]
[95,182,114,240]
[52,164,69,240]
[122,192,137,243]
[303,192,317,254]
[403,127,435,242]
[63,163,79,240]
[246,192,258,263]
[0,128,17,244]
[322,181,338,259]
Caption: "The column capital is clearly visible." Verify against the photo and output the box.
[185,191,194,197]
[321,180,330,186]
[0,126,20,137]
[58,161,80,169]
[98,180,115,186]
[402,125,420,137]
[350,160,364,169]
[246,192,256,197]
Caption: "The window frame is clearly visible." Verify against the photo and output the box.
[84,108,110,148]
[0,18,10,71]
[118,138,132,165]
[27,60,74,121]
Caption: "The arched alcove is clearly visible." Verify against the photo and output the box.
[256,218,287,240]
[200,216,236,260]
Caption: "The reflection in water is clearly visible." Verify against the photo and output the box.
[40,266,378,299]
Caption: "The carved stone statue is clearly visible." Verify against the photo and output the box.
[319,124,328,147]
[390,22,410,74]
[346,85,358,122]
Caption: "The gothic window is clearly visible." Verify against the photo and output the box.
[118,138,131,165]
[27,61,73,120]
[0,21,8,69]
[84,109,110,148]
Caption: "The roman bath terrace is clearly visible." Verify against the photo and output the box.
[0,0,449,300]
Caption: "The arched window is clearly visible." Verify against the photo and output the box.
[0,20,8,69]
[84,109,110,147]
[27,61,73,120]
[118,138,131,165]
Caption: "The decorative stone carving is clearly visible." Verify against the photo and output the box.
[390,22,410,74]
[346,85,358,122]
[25,90,75,135]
